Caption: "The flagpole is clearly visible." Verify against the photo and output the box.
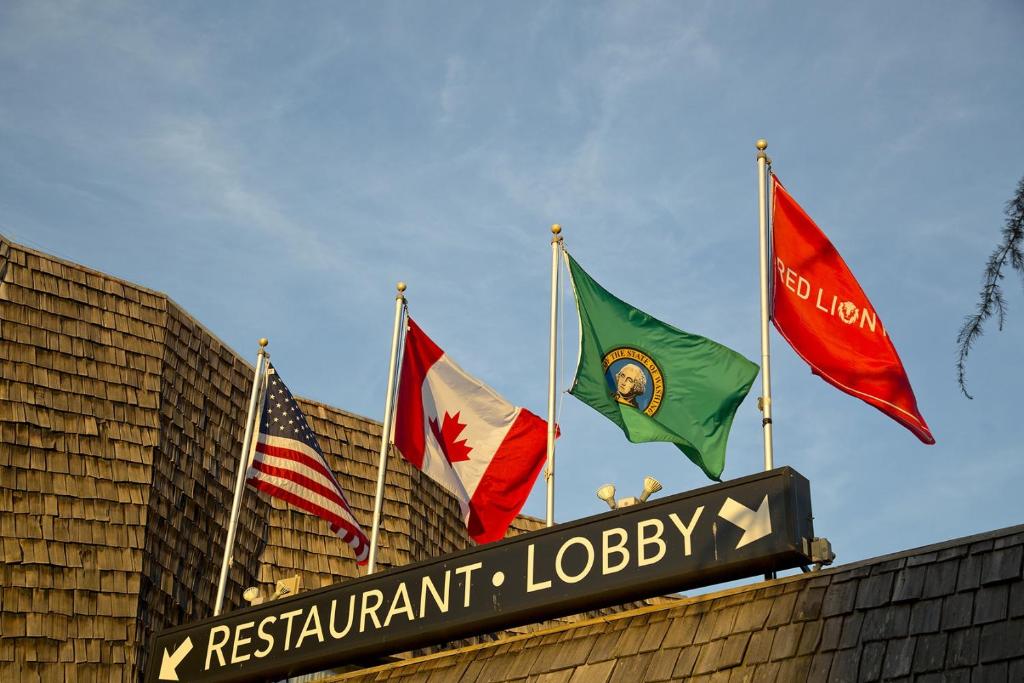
[546,224,562,527]
[214,338,269,616]
[756,139,775,472]
[367,282,407,574]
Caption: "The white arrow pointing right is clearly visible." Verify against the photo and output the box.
[159,636,193,681]
[717,495,772,549]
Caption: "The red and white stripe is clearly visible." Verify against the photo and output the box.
[394,317,549,544]
[247,434,369,564]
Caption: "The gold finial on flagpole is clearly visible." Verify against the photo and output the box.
[258,338,268,348]
[396,281,407,301]
[756,138,768,161]
[396,281,406,293]
[551,223,562,235]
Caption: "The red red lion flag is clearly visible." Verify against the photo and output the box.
[393,317,549,543]
[771,176,934,444]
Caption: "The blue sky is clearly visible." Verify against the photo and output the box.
[2,1,1022,577]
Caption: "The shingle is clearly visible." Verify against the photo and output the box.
[808,652,832,681]
[637,618,670,653]
[567,661,615,683]
[980,546,1023,585]
[880,637,915,678]
[750,661,780,683]
[662,615,700,649]
[821,581,857,618]
[1010,581,1024,619]
[769,623,802,661]
[978,620,1024,662]
[534,669,574,683]
[838,612,863,650]
[692,611,719,645]
[672,645,700,679]
[942,593,974,630]
[973,585,1009,624]
[826,648,859,683]
[607,654,648,683]
[906,552,938,567]
[727,665,755,683]
[612,623,647,657]
[855,573,893,610]
[956,553,982,592]
[921,560,959,599]
[946,628,980,668]
[643,647,682,682]
[860,605,909,642]
[912,633,947,674]
[775,654,811,682]
[972,661,1007,683]
[890,566,926,603]
[796,619,821,656]
[692,640,725,675]
[792,587,825,622]
[819,617,843,652]
[732,600,772,633]
[908,599,941,635]
[744,630,774,665]
[718,633,750,669]
[858,641,885,681]
[710,606,740,640]
[765,591,797,628]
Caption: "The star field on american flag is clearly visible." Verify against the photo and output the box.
[261,368,323,451]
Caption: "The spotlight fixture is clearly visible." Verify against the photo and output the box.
[596,484,617,510]
[242,587,263,606]
[271,575,302,601]
[638,476,663,503]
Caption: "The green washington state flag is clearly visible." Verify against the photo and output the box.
[565,252,759,481]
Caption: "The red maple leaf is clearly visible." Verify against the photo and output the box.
[428,411,473,464]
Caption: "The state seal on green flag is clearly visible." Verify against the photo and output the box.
[565,252,759,481]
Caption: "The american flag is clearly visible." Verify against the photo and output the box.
[246,364,369,564]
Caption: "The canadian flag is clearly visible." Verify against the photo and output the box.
[393,317,550,544]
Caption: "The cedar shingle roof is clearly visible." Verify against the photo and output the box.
[322,524,1024,682]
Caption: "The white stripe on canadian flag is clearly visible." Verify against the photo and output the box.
[394,317,550,544]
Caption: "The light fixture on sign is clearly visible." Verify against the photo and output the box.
[242,587,264,606]
[597,477,663,509]
[639,476,663,502]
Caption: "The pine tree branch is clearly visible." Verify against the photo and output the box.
[956,174,1024,398]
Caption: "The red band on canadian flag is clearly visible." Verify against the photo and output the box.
[771,176,934,444]
[394,317,550,544]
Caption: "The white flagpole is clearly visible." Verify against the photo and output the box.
[214,338,269,616]
[367,282,407,573]
[756,139,775,472]
[545,224,562,527]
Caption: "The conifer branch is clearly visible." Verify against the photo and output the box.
[956,174,1024,398]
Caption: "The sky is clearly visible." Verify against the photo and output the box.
[1,1,1022,583]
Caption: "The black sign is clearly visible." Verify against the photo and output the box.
[145,467,815,682]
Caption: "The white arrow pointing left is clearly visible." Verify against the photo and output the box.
[159,636,193,681]
[717,495,772,549]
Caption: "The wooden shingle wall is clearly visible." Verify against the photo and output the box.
[134,301,266,679]
[0,238,165,682]
[0,235,545,681]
